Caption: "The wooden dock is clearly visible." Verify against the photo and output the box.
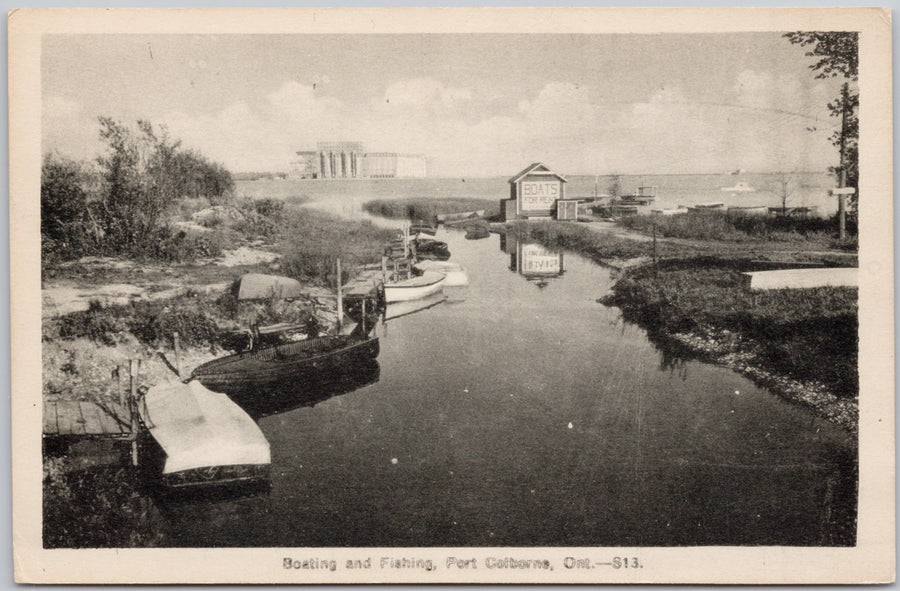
[43,400,134,438]
[342,267,384,300]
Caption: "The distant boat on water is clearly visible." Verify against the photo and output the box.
[721,182,756,192]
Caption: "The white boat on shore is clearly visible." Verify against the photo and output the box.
[651,206,688,216]
[384,270,445,303]
[413,260,469,286]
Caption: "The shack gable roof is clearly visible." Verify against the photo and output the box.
[508,162,568,184]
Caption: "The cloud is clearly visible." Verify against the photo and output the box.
[44,74,839,176]
[381,78,472,112]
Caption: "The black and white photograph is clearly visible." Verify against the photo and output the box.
[11,7,893,584]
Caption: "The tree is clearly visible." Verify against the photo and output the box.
[41,153,93,257]
[768,171,800,215]
[784,32,858,207]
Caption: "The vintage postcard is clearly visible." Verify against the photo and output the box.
[10,6,894,584]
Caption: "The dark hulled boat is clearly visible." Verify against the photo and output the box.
[191,334,379,395]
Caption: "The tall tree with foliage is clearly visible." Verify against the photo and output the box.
[784,32,858,206]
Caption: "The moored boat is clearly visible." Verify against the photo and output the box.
[191,333,380,394]
[437,209,486,223]
[688,202,726,212]
[413,260,469,286]
[383,270,445,303]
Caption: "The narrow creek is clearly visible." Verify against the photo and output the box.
[159,223,856,547]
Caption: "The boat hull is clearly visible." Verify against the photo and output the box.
[384,271,445,303]
[191,335,380,394]
[413,261,469,287]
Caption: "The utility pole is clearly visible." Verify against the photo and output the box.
[837,82,849,241]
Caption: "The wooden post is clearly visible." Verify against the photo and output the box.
[336,258,343,332]
[117,364,127,407]
[652,222,658,277]
[129,359,140,466]
[173,332,182,378]
[403,224,410,259]
[361,297,367,335]
[838,82,850,242]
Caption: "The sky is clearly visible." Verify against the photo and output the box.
[42,33,846,176]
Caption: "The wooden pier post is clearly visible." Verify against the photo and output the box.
[336,258,343,332]
[117,364,127,407]
[173,332,182,378]
[129,359,140,466]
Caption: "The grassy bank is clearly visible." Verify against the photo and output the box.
[618,211,857,249]
[363,197,499,222]
[507,220,672,262]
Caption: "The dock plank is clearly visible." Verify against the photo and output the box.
[97,404,128,435]
[43,402,58,435]
[79,401,104,435]
[70,401,87,435]
[55,401,75,435]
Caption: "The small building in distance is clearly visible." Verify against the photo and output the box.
[289,141,427,179]
[501,162,568,222]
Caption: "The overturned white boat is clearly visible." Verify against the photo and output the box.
[140,380,271,488]
[413,260,469,287]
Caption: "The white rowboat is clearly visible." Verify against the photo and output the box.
[383,270,445,303]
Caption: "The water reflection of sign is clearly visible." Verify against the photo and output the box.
[520,181,559,210]
[519,243,563,276]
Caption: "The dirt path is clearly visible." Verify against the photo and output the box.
[580,219,858,263]
[42,246,284,318]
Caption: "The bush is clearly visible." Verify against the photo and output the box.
[43,457,163,548]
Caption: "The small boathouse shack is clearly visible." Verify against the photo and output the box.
[502,162,567,222]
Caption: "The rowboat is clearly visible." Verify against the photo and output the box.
[191,333,380,395]
[437,209,486,223]
[383,270,445,303]
[140,380,271,488]
[384,292,448,321]
[687,202,726,212]
[413,260,469,286]
[412,238,451,261]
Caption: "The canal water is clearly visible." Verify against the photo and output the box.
[159,216,856,547]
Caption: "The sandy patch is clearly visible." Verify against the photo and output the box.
[215,246,281,267]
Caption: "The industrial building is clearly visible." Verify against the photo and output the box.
[289,141,427,179]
